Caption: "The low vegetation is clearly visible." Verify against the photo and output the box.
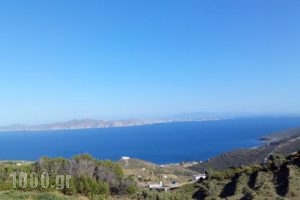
[0,154,136,200]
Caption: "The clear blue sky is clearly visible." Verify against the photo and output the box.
[0,0,300,125]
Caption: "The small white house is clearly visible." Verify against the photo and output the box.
[149,181,163,189]
[121,156,130,160]
[193,174,207,181]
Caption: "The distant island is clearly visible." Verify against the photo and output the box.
[0,112,240,132]
[0,118,222,132]
[0,119,175,132]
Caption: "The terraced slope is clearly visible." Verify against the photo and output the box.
[192,152,300,200]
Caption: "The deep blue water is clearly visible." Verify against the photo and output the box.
[1,117,300,164]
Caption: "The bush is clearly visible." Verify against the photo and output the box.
[0,154,137,199]
[74,175,109,196]
[269,154,286,170]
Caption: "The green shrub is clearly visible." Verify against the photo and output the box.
[74,175,109,196]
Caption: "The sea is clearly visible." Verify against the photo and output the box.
[1,117,300,164]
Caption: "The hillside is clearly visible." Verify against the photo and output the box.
[124,151,300,200]
[118,157,198,186]
[190,128,300,171]
[2,152,300,200]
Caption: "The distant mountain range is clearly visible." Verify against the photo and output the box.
[0,119,173,132]
[0,112,298,132]
[0,112,232,132]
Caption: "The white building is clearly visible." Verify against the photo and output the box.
[193,174,207,181]
[121,156,130,160]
